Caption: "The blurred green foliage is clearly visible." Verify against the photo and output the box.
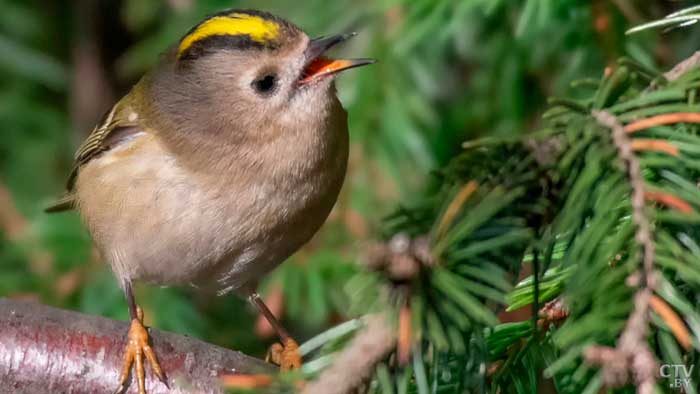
[1,0,698,359]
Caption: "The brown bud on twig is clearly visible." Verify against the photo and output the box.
[362,233,435,282]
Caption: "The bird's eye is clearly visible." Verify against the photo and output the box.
[252,74,277,94]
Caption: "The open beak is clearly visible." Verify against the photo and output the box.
[298,33,375,85]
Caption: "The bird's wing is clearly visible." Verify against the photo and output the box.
[45,98,143,213]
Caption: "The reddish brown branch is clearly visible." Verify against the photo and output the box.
[0,299,273,394]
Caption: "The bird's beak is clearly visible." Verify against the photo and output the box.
[298,33,375,85]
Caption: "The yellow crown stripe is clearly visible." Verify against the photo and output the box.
[178,13,281,57]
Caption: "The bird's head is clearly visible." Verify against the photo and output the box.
[149,9,373,147]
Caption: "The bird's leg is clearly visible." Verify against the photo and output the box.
[249,292,302,370]
[115,280,167,394]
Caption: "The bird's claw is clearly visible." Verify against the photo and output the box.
[266,337,302,371]
[115,313,167,394]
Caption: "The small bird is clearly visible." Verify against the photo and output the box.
[46,9,373,394]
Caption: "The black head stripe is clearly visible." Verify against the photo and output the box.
[178,35,269,61]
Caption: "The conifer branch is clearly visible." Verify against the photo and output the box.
[663,51,700,81]
[302,314,396,394]
[587,110,657,394]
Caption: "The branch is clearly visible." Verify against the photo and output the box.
[580,51,700,392]
[663,50,700,82]
[0,299,273,394]
[588,111,657,394]
[302,314,396,394]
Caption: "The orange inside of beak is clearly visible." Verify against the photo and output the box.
[299,57,356,84]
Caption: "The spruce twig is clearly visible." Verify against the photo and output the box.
[587,110,658,394]
[302,314,396,394]
[663,51,700,82]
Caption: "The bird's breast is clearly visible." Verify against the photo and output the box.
[76,105,349,294]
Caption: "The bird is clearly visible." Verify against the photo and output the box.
[46,9,373,394]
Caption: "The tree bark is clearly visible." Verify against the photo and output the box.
[0,299,273,394]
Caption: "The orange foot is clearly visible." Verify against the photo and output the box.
[115,307,167,394]
[266,337,302,371]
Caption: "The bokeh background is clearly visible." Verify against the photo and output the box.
[1,0,699,358]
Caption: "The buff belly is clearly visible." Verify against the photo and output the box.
[75,131,347,294]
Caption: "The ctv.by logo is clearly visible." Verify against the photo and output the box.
[660,364,694,390]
